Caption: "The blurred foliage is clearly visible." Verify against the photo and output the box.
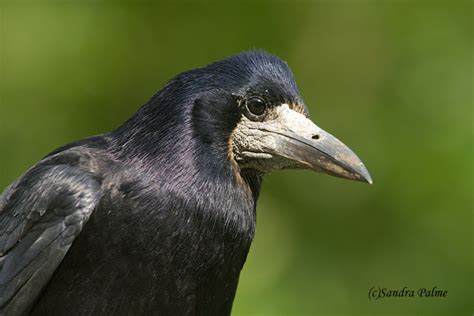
[0,1,472,315]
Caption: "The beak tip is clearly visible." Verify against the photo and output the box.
[357,167,373,185]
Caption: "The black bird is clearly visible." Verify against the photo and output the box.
[0,51,371,315]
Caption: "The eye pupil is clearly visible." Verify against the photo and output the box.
[247,98,266,116]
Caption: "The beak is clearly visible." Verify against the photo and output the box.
[264,126,373,183]
[238,104,372,184]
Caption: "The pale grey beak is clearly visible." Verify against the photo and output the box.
[263,126,373,183]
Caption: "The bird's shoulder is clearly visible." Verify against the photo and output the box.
[0,138,111,314]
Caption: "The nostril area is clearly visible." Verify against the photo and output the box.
[312,134,320,140]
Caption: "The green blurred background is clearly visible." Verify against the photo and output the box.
[0,1,472,315]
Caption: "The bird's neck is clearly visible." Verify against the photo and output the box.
[111,93,263,239]
[111,129,261,241]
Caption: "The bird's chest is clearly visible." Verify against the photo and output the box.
[103,190,254,267]
[34,191,255,315]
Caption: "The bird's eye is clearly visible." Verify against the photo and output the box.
[246,97,266,117]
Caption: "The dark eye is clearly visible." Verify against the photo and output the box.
[246,97,266,116]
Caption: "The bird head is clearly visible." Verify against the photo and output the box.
[117,51,371,185]
[190,51,372,184]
